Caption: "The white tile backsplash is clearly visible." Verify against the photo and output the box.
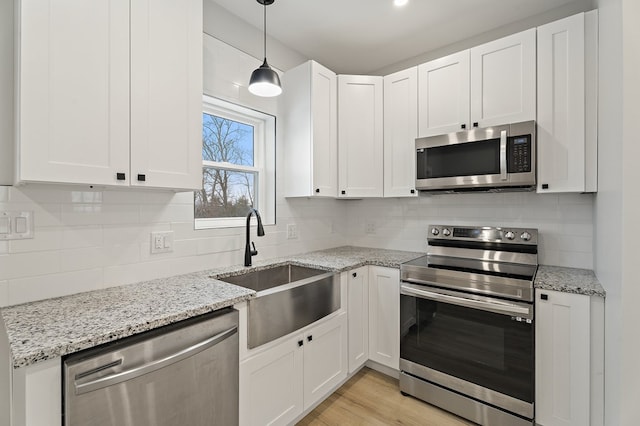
[345,192,594,269]
[7,269,104,306]
[0,280,8,307]
[0,186,347,304]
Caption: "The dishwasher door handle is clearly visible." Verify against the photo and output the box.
[75,325,237,395]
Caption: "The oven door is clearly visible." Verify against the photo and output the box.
[400,283,534,419]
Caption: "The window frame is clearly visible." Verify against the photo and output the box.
[195,95,275,230]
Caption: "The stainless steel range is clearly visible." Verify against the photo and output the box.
[399,225,538,426]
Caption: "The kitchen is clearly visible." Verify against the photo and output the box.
[0,0,638,425]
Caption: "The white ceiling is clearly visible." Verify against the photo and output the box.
[209,0,593,74]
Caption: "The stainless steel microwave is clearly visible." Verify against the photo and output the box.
[415,121,536,192]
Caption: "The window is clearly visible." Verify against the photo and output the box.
[195,96,275,229]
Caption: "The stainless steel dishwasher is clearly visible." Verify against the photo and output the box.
[63,308,238,426]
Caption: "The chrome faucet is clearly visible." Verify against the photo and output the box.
[244,208,265,267]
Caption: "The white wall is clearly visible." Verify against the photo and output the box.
[0,0,14,185]
[203,0,307,72]
[345,192,594,268]
[594,0,640,424]
[620,0,640,421]
[375,0,596,75]
[593,0,623,425]
[0,34,347,307]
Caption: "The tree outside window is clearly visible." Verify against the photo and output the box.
[195,96,274,230]
[195,113,258,220]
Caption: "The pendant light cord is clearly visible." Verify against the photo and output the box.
[263,1,267,60]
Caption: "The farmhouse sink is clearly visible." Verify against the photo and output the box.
[220,264,327,292]
[218,264,340,348]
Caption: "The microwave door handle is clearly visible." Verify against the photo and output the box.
[401,283,531,318]
[500,130,508,181]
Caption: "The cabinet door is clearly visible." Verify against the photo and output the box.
[303,312,348,410]
[368,267,400,370]
[470,29,536,128]
[130,0,203,190]
[17,0,130,186]
[418,51,470,137]
[347,267,369,373]
[536,289,590,426]
[240,335,304,426]
[283,60,337,197]
[537,12,596,193]
[338,75,384,198]
[311,62,338,197]
[384,67,418,197]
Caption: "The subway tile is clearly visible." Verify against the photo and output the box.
[9,228,62,253]
[102,244,142,266]
[8,268,103,305]
[103,224,170,246]
[196,236,244,255]
[62,226,103,249]
[0,251,60,280]
[61,203,140,226]
[139,204,193,224]
[0,280,8,307]
[58,247,105,273]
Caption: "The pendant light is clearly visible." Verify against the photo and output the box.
[248,0,282,97]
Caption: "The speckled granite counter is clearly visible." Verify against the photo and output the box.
[209,246,424,279]
[1,246,423,369]
[535,265,605,297]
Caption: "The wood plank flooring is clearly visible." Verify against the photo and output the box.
[297,367,475,426]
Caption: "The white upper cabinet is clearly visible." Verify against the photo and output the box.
[384,67,418,197]
[283,60,337,197]
[16,0,202,190]
[130,0,203,190]
[16,0,130,187]
[470,28,537,128]
[338,75,384,198]
[537,11,598,193]
[418,51,470,137]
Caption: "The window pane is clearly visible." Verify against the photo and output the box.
[195,167,256,219]
[202,113,254,166]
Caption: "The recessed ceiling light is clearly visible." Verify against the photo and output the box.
[394,0,408,6]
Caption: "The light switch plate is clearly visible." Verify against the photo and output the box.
[0,211,34,240]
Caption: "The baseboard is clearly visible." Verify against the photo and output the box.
[365,360,399,379]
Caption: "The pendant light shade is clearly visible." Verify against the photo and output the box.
[249,0,282,97]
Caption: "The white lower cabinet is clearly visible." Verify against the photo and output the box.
[347,266,369,373]
[535,289,604,426]
[239,311,347,426]
[368,266,400,370]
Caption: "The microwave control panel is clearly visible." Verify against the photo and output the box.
[508,135,531,173]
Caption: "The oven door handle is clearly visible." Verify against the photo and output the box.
[401,283,532,318]
[500,129,508,181]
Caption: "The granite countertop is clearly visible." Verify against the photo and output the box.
[1,246,423,369]
[534,265,605,297]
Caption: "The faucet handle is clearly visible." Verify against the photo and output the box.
[251,241,258,256]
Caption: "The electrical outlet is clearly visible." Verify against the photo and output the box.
[287,223,298,239]
[150,231,173,254]
[365,223,376,234]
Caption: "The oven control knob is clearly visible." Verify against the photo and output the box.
[442,228,451,236]
[504,231,515,240]
[521,231,532,241]
[431,228,440,236]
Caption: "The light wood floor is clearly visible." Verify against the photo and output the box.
[297,367,475,426]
